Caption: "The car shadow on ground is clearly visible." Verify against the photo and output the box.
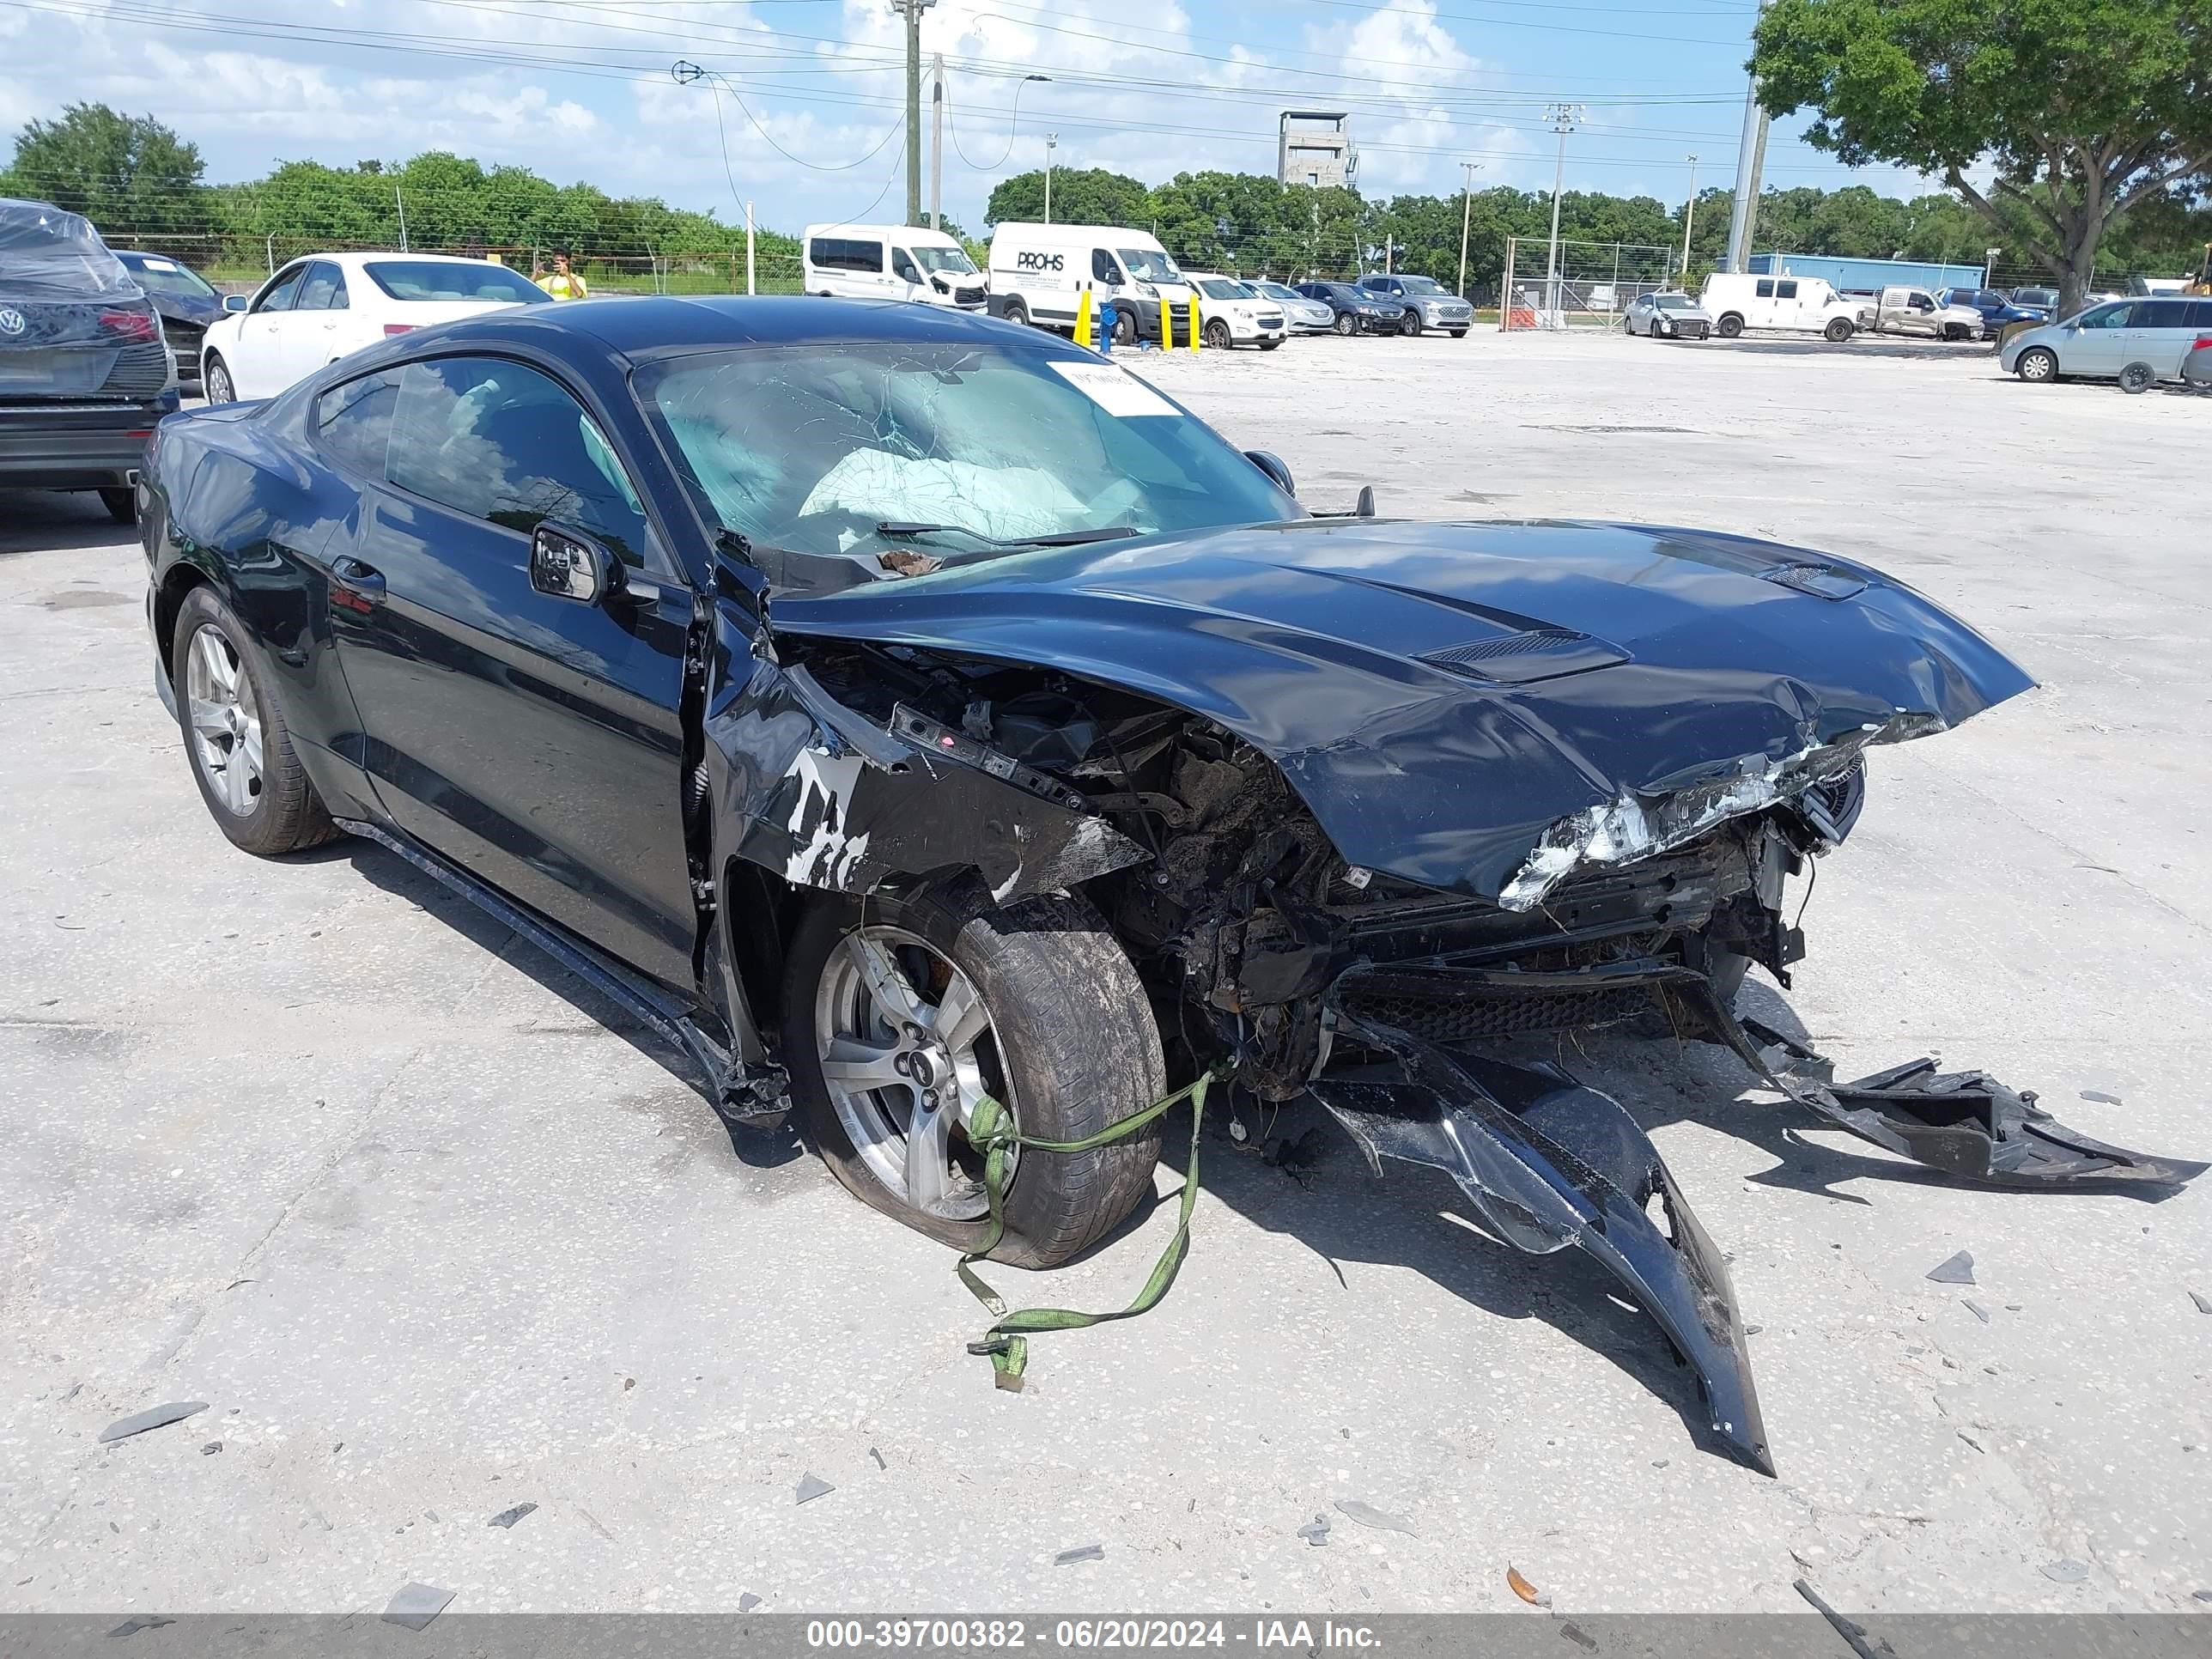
[1706,337,1996,363]
[0,489,137,556]
[342,837,810,1176]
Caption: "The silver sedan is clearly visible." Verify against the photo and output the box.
[1249,280,1337,335]
[1624,291,1714,340]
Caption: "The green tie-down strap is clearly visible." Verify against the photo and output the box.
[958,1066,1229,1390]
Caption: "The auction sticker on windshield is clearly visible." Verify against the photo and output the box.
[1048,359,1178,418]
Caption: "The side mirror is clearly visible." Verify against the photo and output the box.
[1355,485,1376,519]
[222,294,249,313]
[1244,449,1295,496]
[531,521,623,605]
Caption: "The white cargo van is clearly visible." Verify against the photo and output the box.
[986,222,1195,344]
[801,223,987,309]
[1698,271,1863,343]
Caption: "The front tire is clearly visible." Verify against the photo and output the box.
[203,354,235,405]
[1204,318,1231,349]
[1400,310,1422,337]
[1112,307,1136,346]
[170,586,337,857]
[1824,317,1854,343]
[1333,312,1355,336]
[2015,347,2057,383]
[785,890,1167,1269]
[1003,298,1030,329]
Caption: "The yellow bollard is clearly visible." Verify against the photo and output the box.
[1160,293,1173,348]
[1188,292,1201,352]
[1074,288,1093,348]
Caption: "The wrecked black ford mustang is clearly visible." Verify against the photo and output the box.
[141,297,2201,1474]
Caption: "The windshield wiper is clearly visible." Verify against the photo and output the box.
[873,521,1139,549]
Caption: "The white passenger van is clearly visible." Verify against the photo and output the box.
[986,222,1196,345]
[1697,270,1863,343]
[801,223,987,309]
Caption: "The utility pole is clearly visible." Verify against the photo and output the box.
[1680,154,1698,283]
[395,185,409,252]
[892,0,936,227]
[744,200,756,295]
[1043,133,1057,224]
[1456,161,1480,300]
[1541,102,1583,323]
[929,52,945,231]
[1723,0,1772,272]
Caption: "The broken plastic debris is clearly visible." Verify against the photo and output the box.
[2190,1291,2212,1316]
[106,1617,174,1638]
[2079,1091,2122,1105]
[488,1503,537,1528]
[1335,1498,1416,1535]
[98,1401,208,1443]
[740,1593,764,1613]
[1925,1251,1976,1285]
[1297,1515,1332,1547]
[1559,1622,1598,1652]
[1507,1565,1548,1607]
[1958,1432,1984,1453]
[870,1447,887,1470]
[1793,1577,1894,1659]
[1963,1299,1990,1323]
[380,1583,456,1630]
[794,1473,835,1505]
[200,1441,222,1455]
[2193,1589,2212,1603]
[2040,1559,2089,1584]
[1054,1544,1104,1565]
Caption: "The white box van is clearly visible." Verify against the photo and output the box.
[986,222,1195,344]
[801,223,987,308]
[1698,271,1863,343]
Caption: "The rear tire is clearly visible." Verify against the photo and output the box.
[1259,337,1283,350]
[203,354,235,405]
[1716,313,1744,339]
[784,889,1167,1269]
[2015,347,2057,383]
[1449,329,1467,338]
[99,487,137,526]
[2118,361,2156,394]
[170,586,338,857]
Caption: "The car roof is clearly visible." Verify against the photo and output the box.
[379,295,1075,362]
[276,251,513,273]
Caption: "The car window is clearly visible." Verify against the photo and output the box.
[120,255,220,301]
[254,264,307,313]
[362,261,550,303]
[1755,279,1774,299]
[1199,278,1241,299]
[2136,299,2191,329]
[2187,300,2212,329]
[1091,248,1120,284]
[2076,303,2132,329]
[892,249,922,284]
[314,368,400,477]
[1776,280,1798,300]
[384,356,656,568]
[295,262,343,311]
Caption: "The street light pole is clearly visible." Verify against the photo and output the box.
[1723,0,1773,272]
[1541,102,1583,323]
[1680,154,1698,283]
[1456,161,1480,301]
[1044,132,1057,224]
[929,52,944,230]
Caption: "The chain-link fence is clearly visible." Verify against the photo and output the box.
[1498,237,1677,330]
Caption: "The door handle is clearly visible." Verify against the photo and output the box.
[330,556,386,611]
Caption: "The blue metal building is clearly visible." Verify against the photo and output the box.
[1747,252,1988,294]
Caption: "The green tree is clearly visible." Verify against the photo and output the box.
[1751,0,2212,314]
[3,102,208,234]
[982,167,1151,228]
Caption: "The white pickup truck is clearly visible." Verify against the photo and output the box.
[1698,271,1863,343]
[1869,285,1984,342]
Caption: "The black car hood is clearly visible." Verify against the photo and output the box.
[769,518,2034,903]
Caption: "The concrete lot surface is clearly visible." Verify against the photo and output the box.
[3,330,2208,1616]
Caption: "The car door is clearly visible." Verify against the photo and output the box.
[230,262,307,397]
[2061,301,2135,374]
[325,352,700,988]
[275,261,346,385]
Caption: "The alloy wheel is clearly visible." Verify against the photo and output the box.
[184,623,263,817]
[205,358,234,404]
[813,925,1016,1220]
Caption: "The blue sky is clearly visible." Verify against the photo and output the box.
[0,0,1943,233]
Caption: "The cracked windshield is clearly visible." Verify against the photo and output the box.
[638,342,1296,581]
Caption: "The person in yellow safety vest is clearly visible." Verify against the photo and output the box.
[543,251,588,301]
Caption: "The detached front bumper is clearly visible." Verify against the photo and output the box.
[0,398,168,490]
